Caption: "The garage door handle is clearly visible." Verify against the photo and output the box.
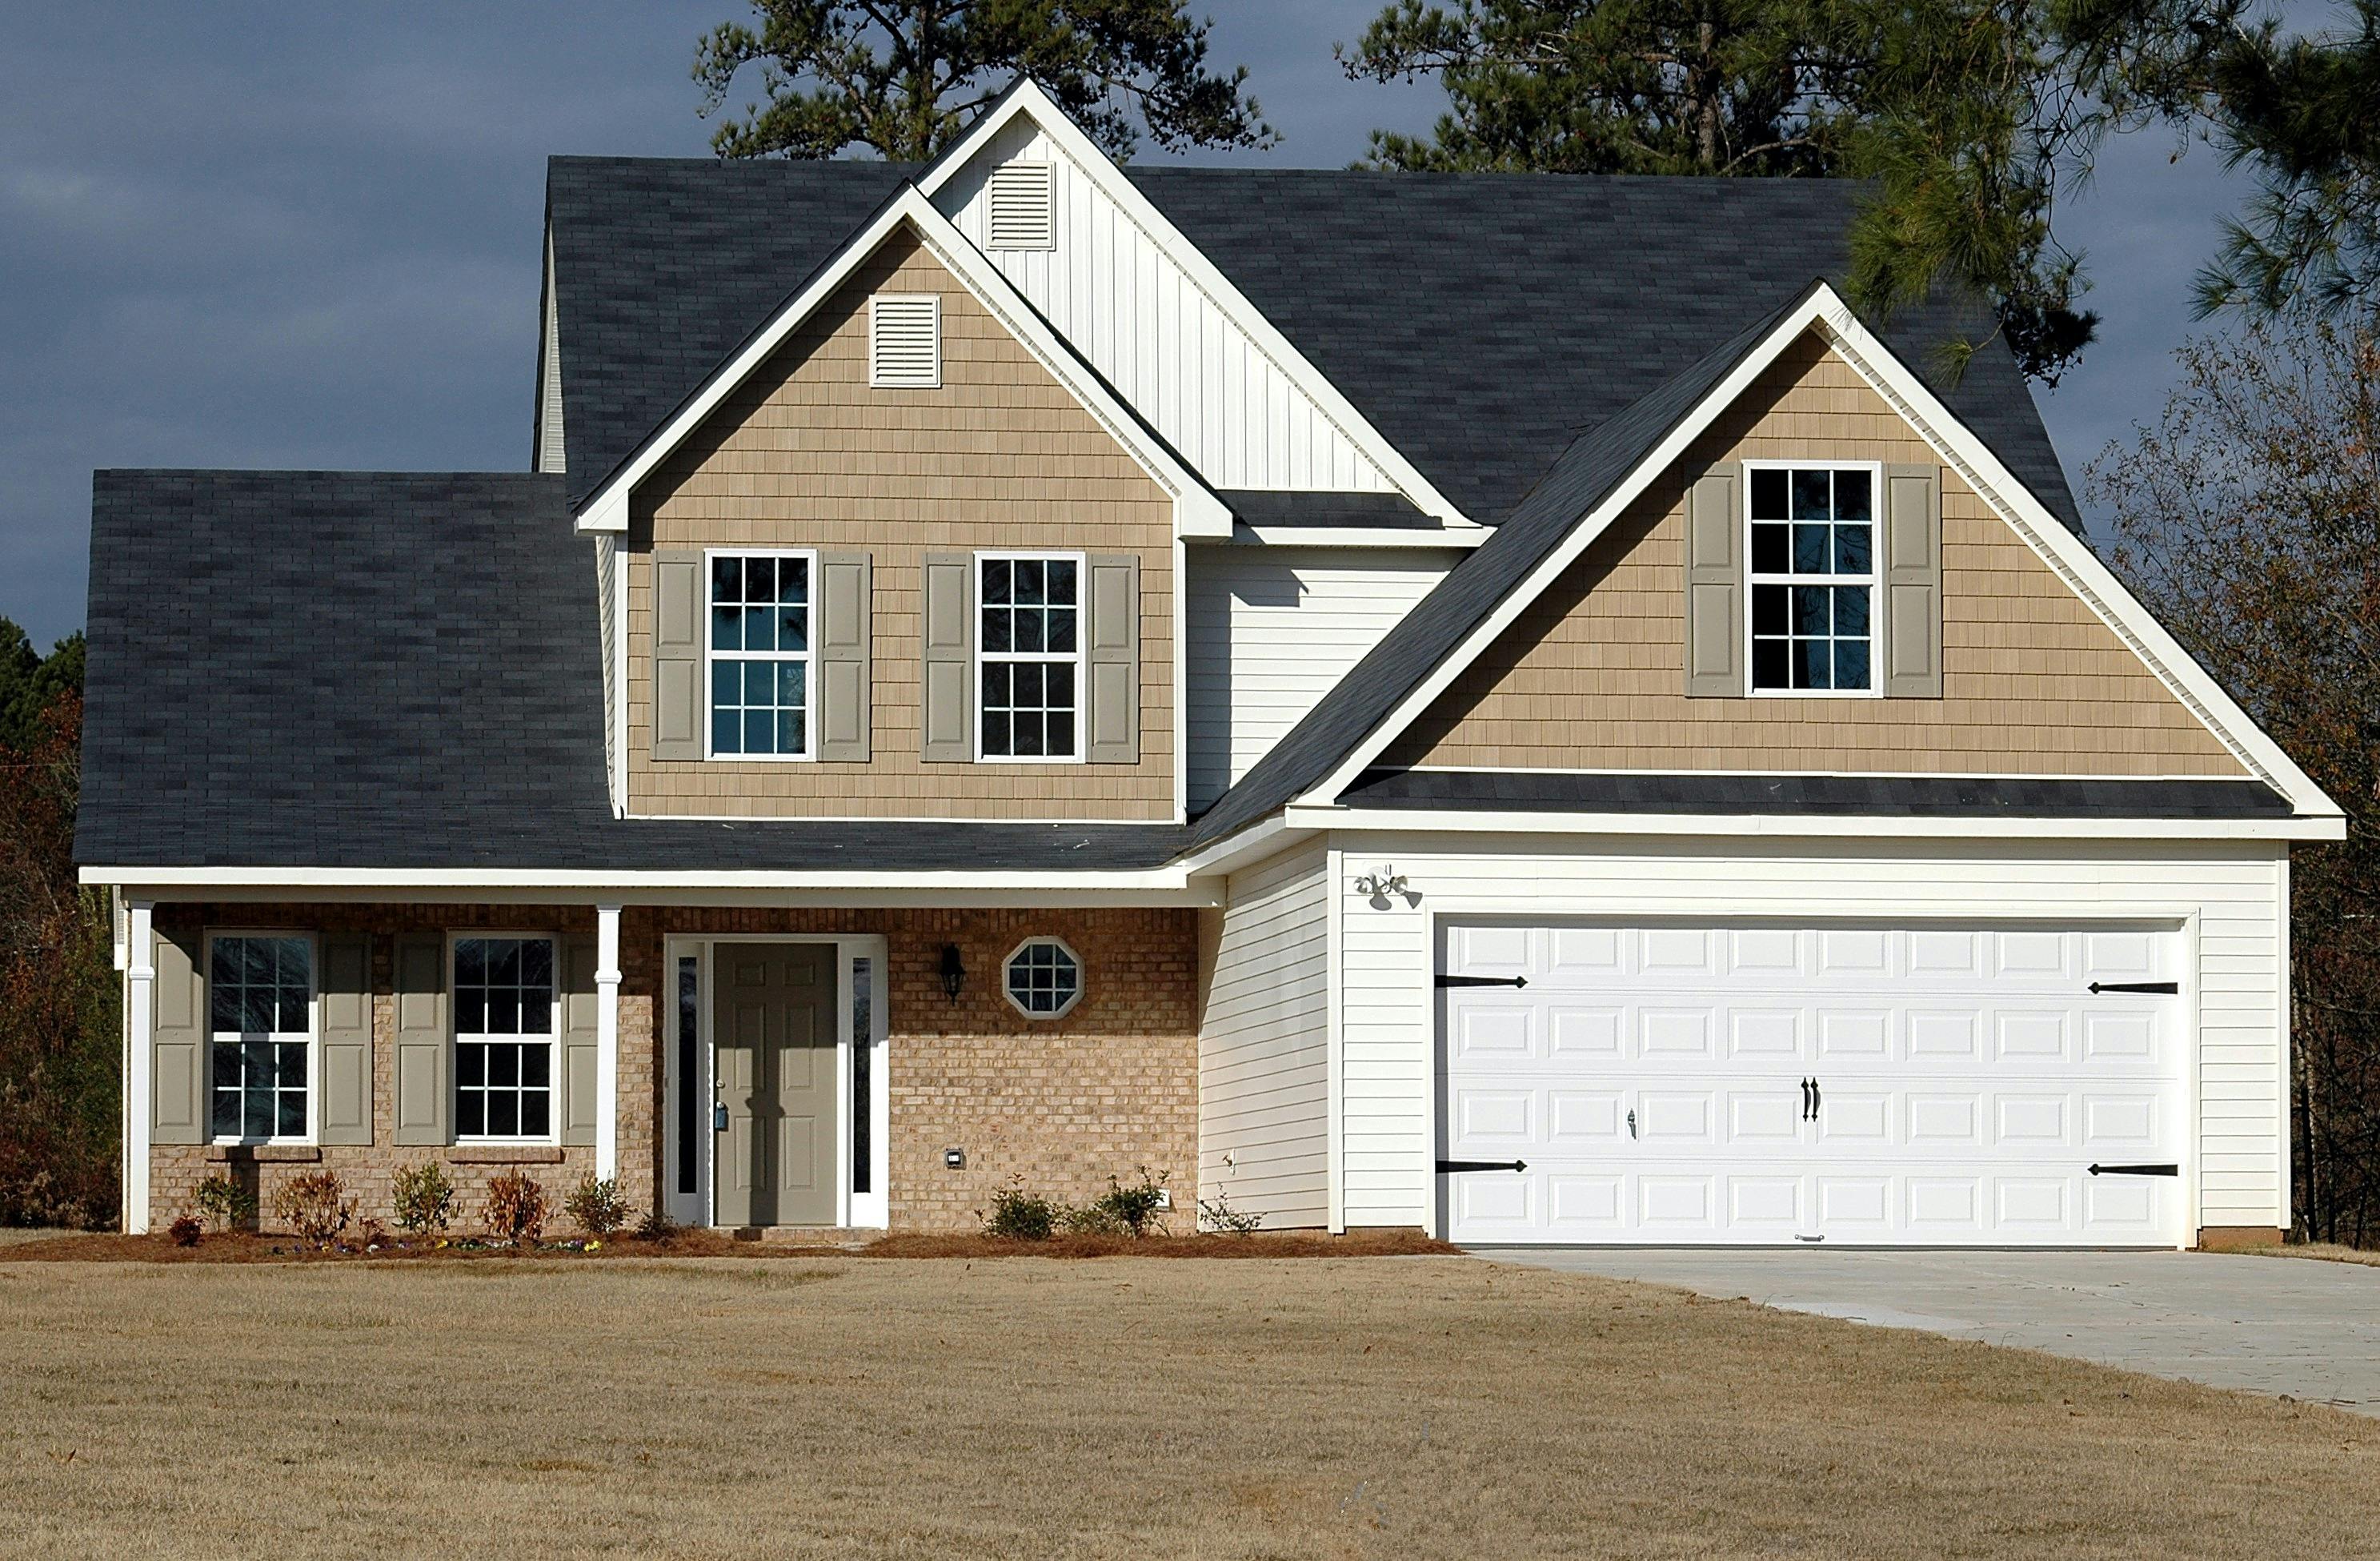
[2088,1162,2178,1177]
[1436,973,1529,989]
[2089,981,2178,994]
[1437,1159,1529,1174]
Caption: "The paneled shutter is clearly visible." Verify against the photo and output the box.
[1682,463,1745,697]
[921,552,975,763]
[151,927,206,1146]
[391,933,451,1146]
[1881,463,1945,698]
[816,551,873,763]
[319,933,374,1146]
[559,935,600,1148]
[1085,553,1141,764]
[651,550,705,760]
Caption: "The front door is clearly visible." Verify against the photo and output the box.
[713,943,839,1226]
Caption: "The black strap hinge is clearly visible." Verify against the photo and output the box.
[1437,1158,1528,1174]
[2088,1162,2179,1177]
[2089,981,2178,994]
[1436,973,1528,989]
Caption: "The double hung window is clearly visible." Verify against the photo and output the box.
[978,555,1081,760]
[1748,464,1876,694]
[209,935,313,1142]
[709,552,811,757]
[454,936,556,1141]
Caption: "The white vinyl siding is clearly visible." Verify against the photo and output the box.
[1185,548,1456,809]
[1200,841,1331,1228]
[1328,835,2290,1238]
[934,118,1401,494]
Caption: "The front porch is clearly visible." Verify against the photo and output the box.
[132,902,1200,1237]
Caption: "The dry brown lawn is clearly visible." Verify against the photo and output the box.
[0,1254,2372,1560]
[2243,1241,2380,1269]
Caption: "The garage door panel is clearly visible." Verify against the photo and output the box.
[1440,918,2186,1246]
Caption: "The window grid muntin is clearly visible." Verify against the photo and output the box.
[1745,462,1879,696]
[454,935,557,1142]
[208,933,314,1143]
[977,553,1084,761]
[706,549,814,760]
[1003,939,1082,1019]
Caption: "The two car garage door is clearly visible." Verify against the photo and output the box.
[1437,921,2185,1246]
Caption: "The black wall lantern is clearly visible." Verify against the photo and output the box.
[939,943,967,1003]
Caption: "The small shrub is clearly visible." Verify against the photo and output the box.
[1199,1190,1264,1235]
[193,1173,258,1233]
[1091,1167,1172,1238]
[482,1170,548,1245]
[981,1180,1061,1241]
[391,1161,455,1235]
[1059,1202,1124,1236]
[564,1174,629,1238]
[357,1217,388,1248]
[632,1207,679,1245]
[272,1170,354,1246]
[167,1214,203,1247]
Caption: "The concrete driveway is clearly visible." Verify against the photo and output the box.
[1471,1247,2380,1415]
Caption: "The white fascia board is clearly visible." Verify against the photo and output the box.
[1297,281,2343,823]
[918,79,1471,528]
[1285,803,2344,844]
[1212,526,1487,551]
[571,185,1231,542]
[1169,811,1312,877]
[81,865,1222,905]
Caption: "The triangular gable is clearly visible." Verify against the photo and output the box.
[572,182,1231,540]
[1269,283,2337,823]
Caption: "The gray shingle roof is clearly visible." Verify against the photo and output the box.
[75,471,1184,872]
[1341,768,2290,820]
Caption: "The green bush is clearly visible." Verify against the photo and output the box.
[193,1172,257,1233]
[1067,1168,1171,1238]
[391,1161,455,1235]
[1198,1189,1264,1235]
[563,1174,628,1238]
[981,1181,1061,1240]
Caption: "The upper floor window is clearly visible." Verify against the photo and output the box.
[454,936,555,1142]
[710,552,811,758]
[979,554,1081,760]
[209,934,314,1142]
[1748,463,1875,695]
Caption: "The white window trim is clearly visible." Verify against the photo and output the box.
[703,547,819,763]
[205,929,319,1148]
[1001,936,1084,1020]
[449,929,562,1148]
[868,293,942,389]
[973,549,1088,764]
[1742,458,1885,700]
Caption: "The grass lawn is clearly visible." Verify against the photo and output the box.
[2241,1241,2380,1269]
[1,1254,2372,1559]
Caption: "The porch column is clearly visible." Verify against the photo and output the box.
[595,903,621,1180]
[123,900,154,1234]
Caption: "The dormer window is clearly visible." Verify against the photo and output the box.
[1747,463,1877,695]
[987,162,1056,251]
[869,295,940,388]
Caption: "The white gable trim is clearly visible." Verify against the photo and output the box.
[572,184,1232,540]
[920,80,1479,528]
[1300,283,2341,821]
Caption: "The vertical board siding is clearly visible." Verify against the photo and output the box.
[1199,841,1330,1227]
[1328,835,2290,1234]
[538,234,565,476]
[935,119,1400,497]
[1185,548,1456,809]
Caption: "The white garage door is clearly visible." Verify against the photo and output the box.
[1437,921,2186,1246]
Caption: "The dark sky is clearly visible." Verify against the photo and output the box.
[0,1,2288,651]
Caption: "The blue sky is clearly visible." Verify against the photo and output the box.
[0,1,2294,650]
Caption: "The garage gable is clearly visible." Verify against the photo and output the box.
[1377,330,2248,780]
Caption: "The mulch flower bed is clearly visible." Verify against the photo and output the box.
[0,1227,1457,1264]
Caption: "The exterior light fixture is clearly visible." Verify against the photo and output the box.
[939,942,966,1002]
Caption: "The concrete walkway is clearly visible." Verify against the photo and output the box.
[1470,1247,2380,1415]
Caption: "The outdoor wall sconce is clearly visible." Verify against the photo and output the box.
[944,1147,967,1170]
[939,942,966,1003]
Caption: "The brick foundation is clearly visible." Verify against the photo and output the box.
[2194,1225,2287,1251]
[150,903,1197,1235]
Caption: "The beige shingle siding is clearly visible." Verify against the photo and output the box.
[1385,335,2246,777]
[624,231,1176,820]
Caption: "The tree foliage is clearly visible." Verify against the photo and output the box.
[0,624,118,1229]
[2092,320,2380,1244]
[695,0,1275,162]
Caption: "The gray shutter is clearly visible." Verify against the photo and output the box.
[815,550,872,763]
[1682,463,1745,697]
[319,933,374,1146]
[151,926,206,1146]
[559,935,599,1147]
[651,549,705,760]
[391,933,450,1146]
[1881,463,1944,698]
[921,552,975,763]
[1084,553,1140,764]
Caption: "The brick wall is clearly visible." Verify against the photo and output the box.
[150,902,1197,1235]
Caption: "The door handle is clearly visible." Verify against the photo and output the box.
[1809,1078,1821,1122]
[1625,1109,1637,1140]
[1801,1078,1813,1121]
[713,1102,729,1132]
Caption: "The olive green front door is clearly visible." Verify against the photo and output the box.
[713,944,839,1226]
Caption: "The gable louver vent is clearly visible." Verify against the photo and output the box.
[869,295,941,389]
[986,162,1056,251]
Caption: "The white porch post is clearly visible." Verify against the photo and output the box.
[595,904,622,1180]
[123,900,154,1234]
